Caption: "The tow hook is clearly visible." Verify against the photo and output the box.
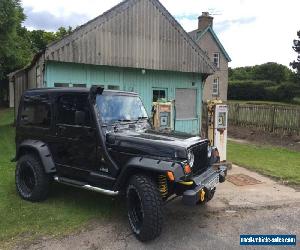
[200,189,206,202]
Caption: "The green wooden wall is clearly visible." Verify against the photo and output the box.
[45,61,203,135]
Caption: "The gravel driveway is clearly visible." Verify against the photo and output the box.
[15,166,300,250]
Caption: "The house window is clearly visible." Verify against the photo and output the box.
[73,84,87,88]
[108,85,120,90]
[175,89,197,119]
[153,89,166,102]
[212,78,219,96]
[213,53,220,68]
[92,84,105,88]
[54,83,70,88]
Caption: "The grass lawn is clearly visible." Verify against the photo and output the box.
[0,108,120,247]
[228,140,300,185]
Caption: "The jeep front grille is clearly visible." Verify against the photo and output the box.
[190,142,209,175]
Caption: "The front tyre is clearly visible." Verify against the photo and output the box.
[126,175,163,242]
[15,154,50,202]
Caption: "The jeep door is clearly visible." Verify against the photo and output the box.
[52,93,97,180]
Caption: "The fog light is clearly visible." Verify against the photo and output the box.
[184,164,192,174]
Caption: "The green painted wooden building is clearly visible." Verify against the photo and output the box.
[9,0,215,135]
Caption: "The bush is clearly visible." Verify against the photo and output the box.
[228,81,267,100]
[228,81,298,102]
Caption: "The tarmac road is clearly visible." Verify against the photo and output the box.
[16,166,300,250]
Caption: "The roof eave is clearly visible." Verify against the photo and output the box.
[196,26,232,62]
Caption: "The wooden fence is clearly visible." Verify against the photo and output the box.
[228,103,300,134]
[201,103,300,135]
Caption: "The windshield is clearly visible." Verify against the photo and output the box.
[96,94,148,124]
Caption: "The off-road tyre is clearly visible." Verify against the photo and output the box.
[126,175,163,242]
[15,154,50,202]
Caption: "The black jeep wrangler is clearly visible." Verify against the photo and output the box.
[14,86,227,241]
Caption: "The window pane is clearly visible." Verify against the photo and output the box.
[73,84,87,88]
[212,78,219,96]
[108,85,120,90]
[175,89,196,119]
[92,84,105,88]
[20,94,51,128]
[213,53,220,68]
[54,83,70,88]
[153,90,166,102]
[57,94,91,126]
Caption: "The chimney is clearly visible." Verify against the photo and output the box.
[198,12,213,31]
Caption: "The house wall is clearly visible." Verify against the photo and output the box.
[196,32,228,101]
[9,80,14,108]
[45,61,203,135]
[27,54,45,89]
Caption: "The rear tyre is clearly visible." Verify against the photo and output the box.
[126,175,163,242]
[15,154,50,202]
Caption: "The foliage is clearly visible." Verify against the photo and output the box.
[229,62,299,102]
[0,109,119,247]
[228,140,300,185]
[0,0,32,80]
[228,80,298,102]
[28,26,73,52]
[290,30,300,78]
[229,62,295,83]
[0,0,74,106]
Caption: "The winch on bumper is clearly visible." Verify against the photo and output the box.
[181,165,227,205]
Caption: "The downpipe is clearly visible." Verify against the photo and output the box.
[54,176,119,196]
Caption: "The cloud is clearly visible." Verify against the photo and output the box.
[23,6,89,31]
[21,0,300,68]
[214,17,256,33]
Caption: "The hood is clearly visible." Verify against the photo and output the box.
[106,129,208,160]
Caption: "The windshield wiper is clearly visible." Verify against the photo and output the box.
[118,119,133,122]
[136,116,148,121]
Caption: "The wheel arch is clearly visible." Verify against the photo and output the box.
[113,157,183,190]
[16,140,56,174]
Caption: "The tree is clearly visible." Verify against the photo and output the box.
[0,0,32,104]
[252,62,290,83]
[290,31,300,79]
[0,0,32,80]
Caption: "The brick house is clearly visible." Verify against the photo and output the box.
[189,12,231,102]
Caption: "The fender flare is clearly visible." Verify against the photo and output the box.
[113,157,184,190]
[16,140,56,173]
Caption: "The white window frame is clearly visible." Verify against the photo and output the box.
[212,78,219,96]
[213,52,220,68]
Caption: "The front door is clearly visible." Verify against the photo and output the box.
[52,93,97,180]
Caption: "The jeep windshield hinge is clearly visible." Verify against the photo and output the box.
[89,86,104,104]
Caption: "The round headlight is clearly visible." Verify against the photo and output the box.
[187,151,195,168]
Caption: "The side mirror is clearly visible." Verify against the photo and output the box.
[75,111,85,125]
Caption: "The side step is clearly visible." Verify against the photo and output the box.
[54,176,119,196]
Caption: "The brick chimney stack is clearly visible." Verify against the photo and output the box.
[198,12,213,31]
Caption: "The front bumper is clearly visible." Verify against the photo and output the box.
[181,165,227,206]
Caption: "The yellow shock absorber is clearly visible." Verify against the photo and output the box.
[158,175,168,199]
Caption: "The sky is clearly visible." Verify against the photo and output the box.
[21,0,300,68]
